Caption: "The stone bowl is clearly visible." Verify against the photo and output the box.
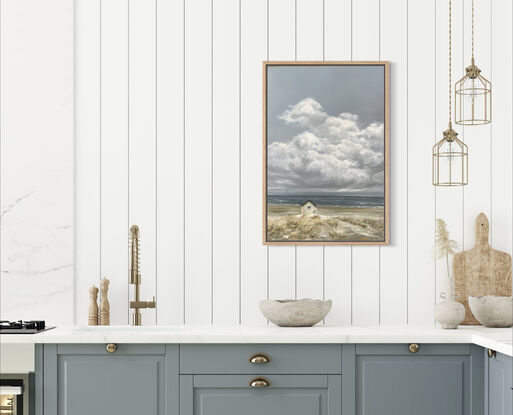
[259,298,332,327]
[468,295,513,328]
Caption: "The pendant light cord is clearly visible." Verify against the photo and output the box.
[472,0,474,60]
[449,0,452,127]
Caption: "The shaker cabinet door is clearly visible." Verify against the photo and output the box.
[487,352,513,415]
[354,345,470,415]
[180,374,341,415]
[41,344,179,415]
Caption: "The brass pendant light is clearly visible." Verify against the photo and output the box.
[433,0,468,187]
[454,0,491,125]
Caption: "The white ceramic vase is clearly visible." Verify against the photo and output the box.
[435,299,465,329]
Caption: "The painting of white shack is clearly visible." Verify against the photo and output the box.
[264,63,389,244]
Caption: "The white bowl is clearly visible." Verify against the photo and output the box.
[468,295,513,327]
[259,298,332,327]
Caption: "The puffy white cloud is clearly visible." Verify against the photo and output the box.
[268,98,384,194]
[279,97,327,127]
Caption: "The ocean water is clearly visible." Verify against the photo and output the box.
[267,194,384,207]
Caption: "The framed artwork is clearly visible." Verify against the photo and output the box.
[263,61,389,245]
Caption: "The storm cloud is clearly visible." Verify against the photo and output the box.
[268,98,384,195]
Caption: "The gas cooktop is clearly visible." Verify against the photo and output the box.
[0,320,55,334]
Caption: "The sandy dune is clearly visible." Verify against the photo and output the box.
[267,204,384,242]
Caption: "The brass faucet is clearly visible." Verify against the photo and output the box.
[129,225,156,325]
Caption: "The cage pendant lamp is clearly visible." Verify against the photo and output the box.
[433,0,468,187]
[454,0,491,125]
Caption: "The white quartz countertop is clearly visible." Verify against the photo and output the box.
[1,325,511,356]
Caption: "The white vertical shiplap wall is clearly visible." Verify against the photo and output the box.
[212,0,240,325]
[491,0,513,257]
[100,0,129,325]
[407,0,436,325]
[184,0,212,325]
[240,0,268,325]
[156,0,185,326]
[380,0,408,325]
[74,0,513,326]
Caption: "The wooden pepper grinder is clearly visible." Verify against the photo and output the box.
[88,285,99,325]
[99,277,110,326]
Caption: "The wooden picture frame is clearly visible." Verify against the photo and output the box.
[263,61,389,245]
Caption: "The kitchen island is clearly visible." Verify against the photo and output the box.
[2,325,512,415]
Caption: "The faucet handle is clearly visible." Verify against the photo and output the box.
[130,297,156,309]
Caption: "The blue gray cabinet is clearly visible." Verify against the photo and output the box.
[486,351,513,415]
[35,342,496,415]
[345,343,484,415]
[179,344,342,415]
[38,344,178,415]
[180,374,341,415]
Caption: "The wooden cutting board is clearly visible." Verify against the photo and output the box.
[453,213,512,325]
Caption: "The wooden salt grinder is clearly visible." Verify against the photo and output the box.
[88,285,99,326]
[99,277,110,326]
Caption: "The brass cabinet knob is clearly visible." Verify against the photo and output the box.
[249,353,271,364]
[487,349,496,358]
[106,343,117,353]
[408,343,420,353]
[249,377,271,388]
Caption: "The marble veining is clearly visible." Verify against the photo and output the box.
[0,0,74,325]
[0,175,73,323]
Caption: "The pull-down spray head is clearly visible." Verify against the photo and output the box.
[129,225,140,284]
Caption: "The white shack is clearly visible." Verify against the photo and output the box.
[301,200,318,215]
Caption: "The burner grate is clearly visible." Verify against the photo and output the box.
[0,320,53,334]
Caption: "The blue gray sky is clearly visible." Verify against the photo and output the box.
[267,64,385,196]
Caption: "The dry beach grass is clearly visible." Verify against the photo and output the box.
[267,205,384,242]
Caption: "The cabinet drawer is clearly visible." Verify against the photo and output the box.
[180,344,342,374]
[180,374,341,415]
[57,343,166,355]
[356,343,470,356]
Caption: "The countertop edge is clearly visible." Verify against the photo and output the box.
[1,326,511,357]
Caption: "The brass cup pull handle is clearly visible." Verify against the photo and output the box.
[106,343,117,353]
[249,377,271,388]
[249,353,271,364]
[487,349,496,358]
[408,343,420,353]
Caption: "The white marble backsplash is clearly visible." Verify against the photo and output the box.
[0,0,74,325]
[1,173,73,323]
